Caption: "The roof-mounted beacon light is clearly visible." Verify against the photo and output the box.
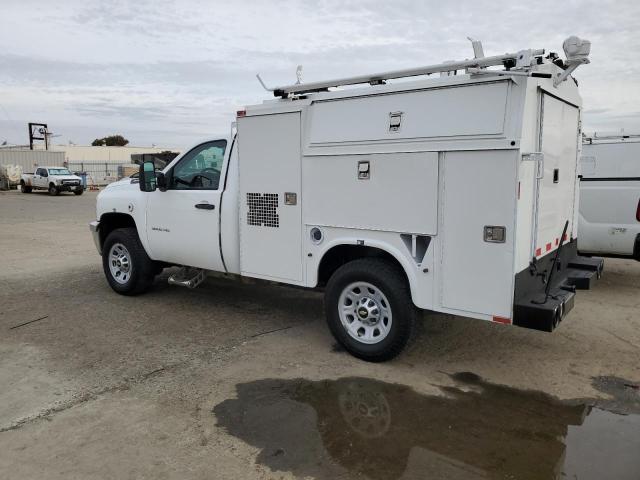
[553,36,591,87]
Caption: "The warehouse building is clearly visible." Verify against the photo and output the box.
[0,144,180,187]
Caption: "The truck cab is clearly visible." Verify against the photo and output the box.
[90,36,603,362]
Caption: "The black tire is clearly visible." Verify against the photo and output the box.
[325,258,417,362]
[48,184,59,196]
[102,227,156,295]
[74,188,84,195]
[21,182,32,193]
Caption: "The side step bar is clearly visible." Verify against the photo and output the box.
[168,267,206,289]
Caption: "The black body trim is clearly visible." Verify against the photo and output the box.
[580,177,640,182]
[513,240,603,332]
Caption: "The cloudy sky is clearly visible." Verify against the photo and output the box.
[1,0,639,148]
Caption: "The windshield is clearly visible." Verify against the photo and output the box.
[48,168,72,175]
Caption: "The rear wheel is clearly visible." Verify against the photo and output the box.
[20,181,31,193]
[48,184,59,196]
[102,227,156,295]
[325,258,417,362]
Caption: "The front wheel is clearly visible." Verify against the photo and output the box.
[73,188,84,195]
[48,184,59,196]
[102,227,156,295]
[325,258,417,362]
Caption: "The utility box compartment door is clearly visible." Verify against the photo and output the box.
[303,152,438,234]
[440,150,517,318]
[237,112,303,282]
[535,94,580,252]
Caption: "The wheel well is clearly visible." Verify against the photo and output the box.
[317,245,407,287]
[99,213,137,249]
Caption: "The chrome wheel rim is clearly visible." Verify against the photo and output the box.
[108,243,132,285]
[338,281,392,344]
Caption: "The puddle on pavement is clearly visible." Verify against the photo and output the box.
[213,373,640,480]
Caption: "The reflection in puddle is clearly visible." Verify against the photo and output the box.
[214,373,640,479]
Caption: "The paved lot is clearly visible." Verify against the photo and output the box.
[0,189,639,479]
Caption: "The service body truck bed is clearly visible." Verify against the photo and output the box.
[90,36,602,361]
[579,134,640,259]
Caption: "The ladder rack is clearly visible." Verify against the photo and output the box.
[258,48,545,98]
[585,133,640,143]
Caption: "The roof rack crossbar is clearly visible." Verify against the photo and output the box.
[263,48,544,97]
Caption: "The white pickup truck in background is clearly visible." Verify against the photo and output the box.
[579,134,640,260]
[21,166,84,196]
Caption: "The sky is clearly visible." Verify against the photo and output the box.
[1,0,639,149]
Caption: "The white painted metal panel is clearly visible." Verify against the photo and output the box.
[0,150,64,171]
[535,95,579,253]
[440,150,517,317]
[238,113,303,282]
[578,180,640,255]
[581,141,640,178]
[307,82,509,145]
[303,152,438,234]
[514,160,536,271]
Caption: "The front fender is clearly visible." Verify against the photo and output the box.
[96,184,151,256]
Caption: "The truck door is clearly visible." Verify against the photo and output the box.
[237,112,303,283]
[35,168,47,188]
[145,140,226,271]
[534,94,580,256]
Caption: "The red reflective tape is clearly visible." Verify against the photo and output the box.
[563,233,568,241]
[555,238,559,246]
[546,243,552,252]
[493,316,512,325]
[536,248,542,256]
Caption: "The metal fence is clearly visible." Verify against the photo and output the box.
[67,161,134,186]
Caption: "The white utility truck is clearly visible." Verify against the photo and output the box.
[579,133,640,259]
[90,36,603,361]
[21,167,83,195]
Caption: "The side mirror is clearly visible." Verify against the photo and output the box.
[139,161,157,192]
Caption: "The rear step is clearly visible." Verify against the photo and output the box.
[566,256,604,289]
[514,288,575,332]
[168,267,206,289]
[513,239,604,333]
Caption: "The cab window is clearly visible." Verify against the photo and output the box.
[169,140,226,190]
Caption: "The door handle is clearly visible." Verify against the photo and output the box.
[195,202,215,210]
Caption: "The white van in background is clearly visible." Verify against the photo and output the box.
[579,133,640,260]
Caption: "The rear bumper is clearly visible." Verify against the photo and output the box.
[89,221,101,255]
[513,240,603,332]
